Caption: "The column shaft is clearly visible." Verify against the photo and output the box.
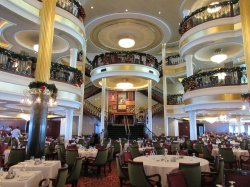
[189,111,197,140]
[240,0,250,91]
[70,48,78,68]
[148,80,153,138]
[65,109,74,141]
[185,55,193,77]
[162,43,168,136]
[101,78,106,139]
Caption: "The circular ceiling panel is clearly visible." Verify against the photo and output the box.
[91,19,163,52]
[15,30,69,54]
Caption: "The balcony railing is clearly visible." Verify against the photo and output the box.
[167,94,183,105]
[92,51,160,71]
[181,67,246,92]
[179,0,239,35]
[166,55,185,66]
[0,47,83,87]
[38,0,86,22]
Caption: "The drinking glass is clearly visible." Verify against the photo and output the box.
[41,156,46,163]
[192,153,196,158]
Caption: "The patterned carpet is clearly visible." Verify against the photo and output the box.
[66,161,129,187]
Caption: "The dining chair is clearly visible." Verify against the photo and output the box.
[129,146,141,159]
[106,146,114,172]
[167,170,188,187]
[239,155,250,170]
[179,162,201,187]
[85,148,108,177]
[122,151,132,166]
[65,149,79,171]
[219,148,236,169]
[128,160,161,187]
[201,157,224,186]
[116,154,129,187]
[224,169,250,187]
[4,148,26,169]
[155,147,165,155]
[66,157,82,187]
[39,166,68,187]
[57,147,66,165]
[0,143,8,166]
[201,145,214,162]
[171,142,180,154]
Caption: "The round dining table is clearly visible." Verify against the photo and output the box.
[134,155,210,187]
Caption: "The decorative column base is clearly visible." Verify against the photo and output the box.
[27,94,49,158]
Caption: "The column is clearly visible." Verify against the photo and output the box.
[236,117,241,134]
[60,118,66,136]
[185,55,193,77]
[240,0,250,91]
[69,48,78,68]
[65,109,74,142]
[189,111,197,140]
[27,0,56,158]
[173,119,179,137]
[148,80,153,138]
[162,43,169,136]
[100,78,106,140]
[168,118,179,136]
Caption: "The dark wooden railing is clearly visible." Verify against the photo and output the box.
[179,0,239,35]
[0,47,83,87]
[163,55,185,66]
[167,94,184,105]
[91,51,160,71]
[181,67,246,92]
[38,0,86,22]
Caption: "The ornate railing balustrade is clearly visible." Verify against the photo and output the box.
[91,51,160,71]
[181,67,246,92]
[179,0,239,35]
[0,47,83,86]
[167,94,183,105]
[84,100,108,121]
[38,0,86,22]
[166,55,185,66]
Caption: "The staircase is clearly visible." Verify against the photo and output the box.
[107,125,145,139]
[84,82,102,99]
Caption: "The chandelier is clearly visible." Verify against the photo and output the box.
[116,80,134,90]
[210,49,227,63]
[118,38,135,48]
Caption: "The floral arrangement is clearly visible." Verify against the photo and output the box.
[28,81,57,99]
[241,93,250,101]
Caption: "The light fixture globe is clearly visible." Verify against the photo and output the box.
[207,2,221,14]
[210,48,227,63]
[118,38,135,48]
[116,82,134,90]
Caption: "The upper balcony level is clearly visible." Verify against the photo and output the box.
[179,0,241,57]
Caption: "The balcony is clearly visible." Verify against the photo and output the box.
[161,54,186,77]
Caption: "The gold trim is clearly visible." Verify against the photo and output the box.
[164,66,186,75]
[9,0,85,38]
[180,23,242,48]
[184,94,242,105]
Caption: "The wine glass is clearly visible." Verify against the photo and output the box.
[192,153,196,158]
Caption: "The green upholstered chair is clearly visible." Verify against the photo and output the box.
[113,141,121,155]
[57,147,66,165]
[128,160,161,187]
[201,157,225,186]
[219,148,236,169]
[10,138,18,148]
[129,146,141,159]
[179,162,201,187]
[155,147,165,155]
[77,138,85,146]
[6,148,25,166]
[65,149,79,171]
[106,146,114,172]
[116,154,129,187]
[171,142,180,154]
[201,145,214,162]
[193,142,203,154]
[66,157,82,187]
[86,148,108,177]
[39,166,68,187]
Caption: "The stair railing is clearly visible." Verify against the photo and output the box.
[144,125,158,139]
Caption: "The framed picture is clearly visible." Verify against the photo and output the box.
[118,105,126,111]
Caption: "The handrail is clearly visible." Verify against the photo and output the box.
[83,100,108,121]
[144,125,158,139]
[38,0,86,22]
[160,54,185,66]
[179,0,239,35]
[0,47,83,86]
[167,94,183,105]
[91,51,160,72]
[181,67,246,92]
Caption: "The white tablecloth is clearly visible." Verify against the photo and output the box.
[78,148,98,158]
[211,148,249,160]
[11,160,61,179]
[134,155,210,187]
[0,170,43,187]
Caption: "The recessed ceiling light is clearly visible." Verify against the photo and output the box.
[118,38,135,48]
[125,9,128,12]
[158,11,161,14]
[116,82,133,90]
[91,6,94,9]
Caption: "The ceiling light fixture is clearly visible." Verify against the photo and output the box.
[91,6,94,9]
[207,2,221,14]
[118,38,135,48]
[210,48,227,63]
[116,79,134,90]
[33,44,39,52]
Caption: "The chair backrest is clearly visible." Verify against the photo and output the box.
[65,149,79,169]
[215,157,225,185]
[107,146,114,162]
[155,147,165,155]
[201,145,213,160]
[193,143,203,154]
[55,166,68,187]
[67,157,82,183]
[128,160,151,187]
[171,142,180,153]
[130,146,141,159]
[94,148,108,165]
[7,148,26,165]
[167,170,188,187]
[122,152,132,165]
[219,148,235,162]
[11,138,18,148]
[4,137,11,144]
[179,162,201,187]
[225,170,250,187]
[115,154,127,179]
